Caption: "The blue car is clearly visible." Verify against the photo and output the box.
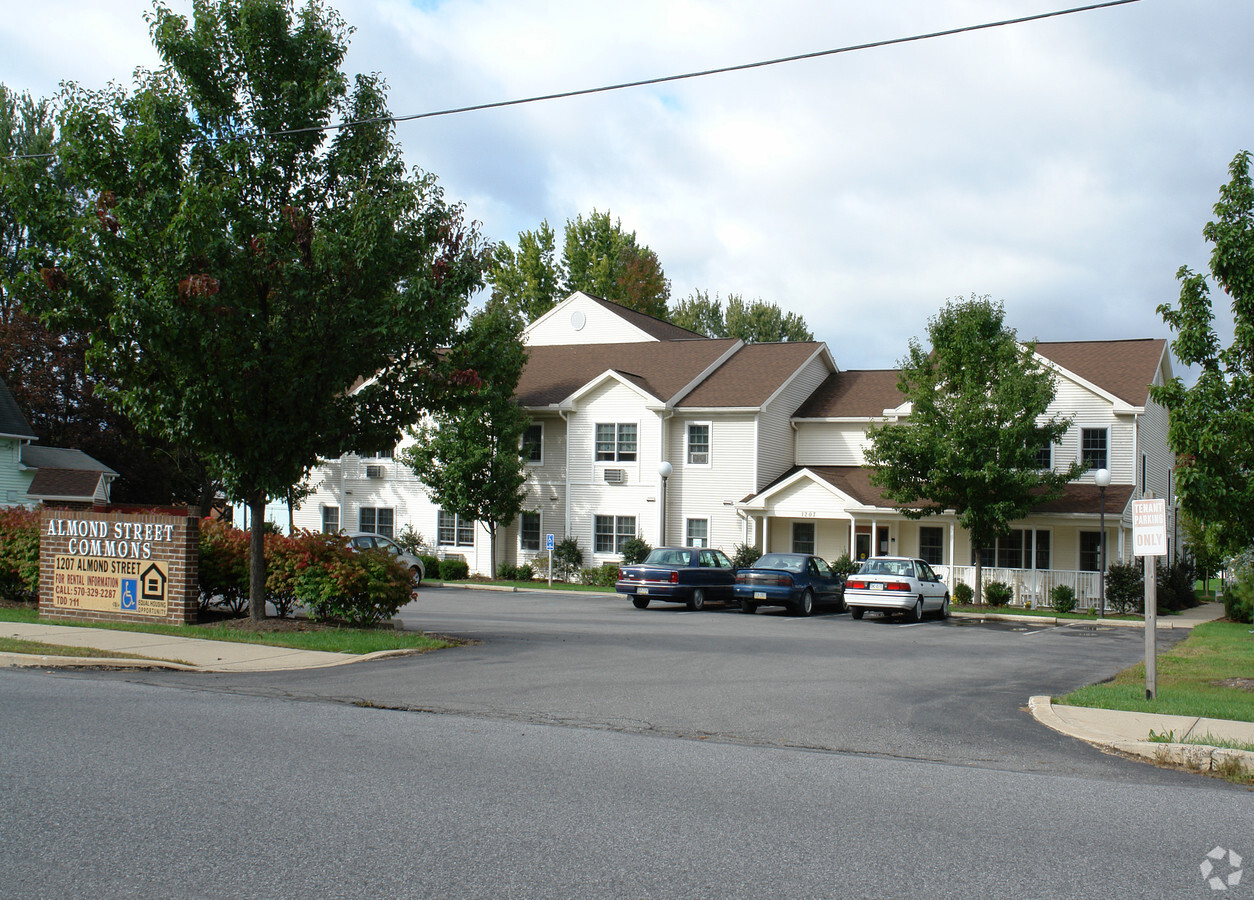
[733,553,846,616]
[616,546,736,610]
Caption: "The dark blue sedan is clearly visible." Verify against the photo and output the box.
[733,553,846,616]
[615,546,736,610]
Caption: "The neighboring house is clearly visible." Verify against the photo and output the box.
[0,376,117,508]
[297,294,1176,607]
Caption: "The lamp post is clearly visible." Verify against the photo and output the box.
[658,460,673,546]
[1095,467,1111,617]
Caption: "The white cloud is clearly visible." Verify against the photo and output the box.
[3,0,1252,371]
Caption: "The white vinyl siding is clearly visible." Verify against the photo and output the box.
[757,355,831,491]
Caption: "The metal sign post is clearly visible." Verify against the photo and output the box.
[1132,497,1167,700]
[546,533,555,588]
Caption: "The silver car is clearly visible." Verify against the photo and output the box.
[348,532,425,587]
[843,556,949,622]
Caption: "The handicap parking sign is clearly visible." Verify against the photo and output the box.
[120,579,138,610]
[546,533,555,551]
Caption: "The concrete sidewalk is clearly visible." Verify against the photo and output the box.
[0,621,409,672]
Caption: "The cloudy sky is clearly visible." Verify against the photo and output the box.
[3,0,1252,372]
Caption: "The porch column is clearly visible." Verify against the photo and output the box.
[763,514,770,554]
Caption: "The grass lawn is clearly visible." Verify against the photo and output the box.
[0,604,457,655]
[1060,621,1254,722]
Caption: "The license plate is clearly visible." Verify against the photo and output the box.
[870,583,883,591]
[638,587,649,595]
[754,591,767,600]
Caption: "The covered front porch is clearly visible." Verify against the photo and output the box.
[738,465,1139,610]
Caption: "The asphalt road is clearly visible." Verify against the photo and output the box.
[2,588,1248,899]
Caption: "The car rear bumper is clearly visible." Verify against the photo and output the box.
[615,582,692,601]
[844,591,916,612]
[732,585,798,606]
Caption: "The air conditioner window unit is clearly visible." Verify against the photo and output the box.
[603,469,625,484]
[365,465,385,478]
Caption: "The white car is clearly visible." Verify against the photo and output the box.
[843,556,949,622]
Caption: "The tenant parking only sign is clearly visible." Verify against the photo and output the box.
[1132,498,1167,557]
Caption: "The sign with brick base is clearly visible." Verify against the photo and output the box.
[39,509,199,626]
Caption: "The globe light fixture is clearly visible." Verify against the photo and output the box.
[1095,467,1111,617]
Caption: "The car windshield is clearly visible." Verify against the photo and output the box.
[644,549,691,566]
[859,558,915,578]
[755,554,805,573]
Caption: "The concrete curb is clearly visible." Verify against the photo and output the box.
[954,611,1198,629]
[1028,695,1254,776]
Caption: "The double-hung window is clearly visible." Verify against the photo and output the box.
[520,512,541,551]
[321,506,340,534]
[792,522,815,554]
[594,515,636,554]
[919,526,944,565]
[438,510,475,547]
[595,423,637,462]
[1081,428,1108,471]
[686,518,709,548]
[522,424,543,464]
[358,507,394,538]
[687,423,710,465]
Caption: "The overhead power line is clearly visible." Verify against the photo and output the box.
[4,0,1140,158]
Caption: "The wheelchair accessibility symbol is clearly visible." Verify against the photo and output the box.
[120,579,138,611]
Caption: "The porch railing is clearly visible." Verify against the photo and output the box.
[944,566,1103,611]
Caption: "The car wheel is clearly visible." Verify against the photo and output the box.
[792,588,813,617]
[688,588,706,611]
[907,596,924,623]
[409,566,423,589]
[739,598,757,614]
[632,595,650,609]
[850,607,864,620]
[938,594,950,619]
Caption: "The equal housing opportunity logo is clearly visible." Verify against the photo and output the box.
[1201,847,1244,892]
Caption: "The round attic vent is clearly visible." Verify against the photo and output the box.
[570,310,586,330]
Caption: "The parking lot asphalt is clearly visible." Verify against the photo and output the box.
[4,594,1247,777]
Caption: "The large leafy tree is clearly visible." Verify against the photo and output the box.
[404,301,530,576]
[1,83,212,506]
[670,289,813,342]
[865,296,1082,602]
[7,0,485,619]
[1151,150,1254,557]
[488,209,669,320]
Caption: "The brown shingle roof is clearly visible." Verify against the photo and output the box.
[26,468,107,502]
[585,295,708,341]
[678,342,827,408]
[754,466,1134,517]
[1033,339,1167,407]
[794,370,905,418]
[515,339,740,407]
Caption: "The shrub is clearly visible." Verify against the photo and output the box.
[197,518,249,614]
[552,537,583,581]
[730,542,760,570]
[394,524,430,556]
[578,562,620,587]
[1105,560,1144,614]
[517,563,535,582]
[298,537,412,625]
[439,557,470,581]
[620,535,652,566]
[0,506,40,603]
[984,581,1012,606]
[419,554,440,579]
[497,562,519,581]
[263,530,306,618]
[1156,557,1198,612]
[953,582,974,605]
[829,553,859,576]
[1049,583,1077,614]
[527,555,551,581]
[1224,579,1252,624]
